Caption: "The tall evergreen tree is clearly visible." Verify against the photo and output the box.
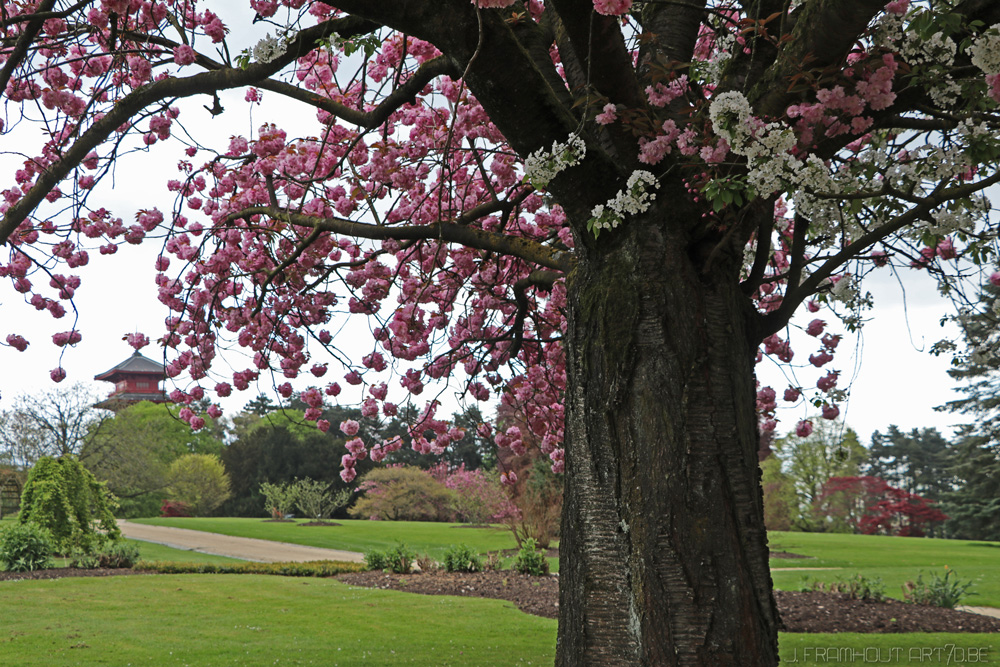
[939,285,1000,540]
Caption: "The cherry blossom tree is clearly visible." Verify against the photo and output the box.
[4,0,1000,663]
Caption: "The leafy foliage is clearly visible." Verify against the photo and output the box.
[294,478,352,522]
[813,476,948,537]
[97,541,142,569]
[350,466,455,522]
[165,454,231,516]
[0,522,54,572]
[18,455,120,554]
[442,544,484,573]
[902,568,978,609]
[259,480,299,519]
[512,538,549,576]
[363,542,416,574]
[81,401,224,518]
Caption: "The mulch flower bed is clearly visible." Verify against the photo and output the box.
[3,566,998,634]
[335,570,1000,634]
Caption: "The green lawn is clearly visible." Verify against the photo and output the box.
[127,538,241,564]
[0,574,556,665]
[769,532,1000,607]
[132,517,554,565]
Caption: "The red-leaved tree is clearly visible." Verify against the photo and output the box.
[814,475,949,537]
[4,1,1000,663]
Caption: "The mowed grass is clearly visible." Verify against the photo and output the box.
[0,574,557,666]
[769,531,1000,607]
[132,517,555,566]
[127,539,241,564]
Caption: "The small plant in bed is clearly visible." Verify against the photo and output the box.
[902,567,978,608]
[443,544,484,573]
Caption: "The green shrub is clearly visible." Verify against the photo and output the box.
[350,467,454,521]
[902,567,977,608]
[98,541,141,568]
[385,542,415,574]
[69,548,100,569]
[18,455,120,554]
[0,522,54,572]
[443,544,484,573]
[512,537,548,576]
[135,560,364,577]
[364,549,388,571]
[364,542,415,573]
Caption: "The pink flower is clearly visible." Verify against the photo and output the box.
[6,334,29,351]
[817,371,839,391]
[593,0,631,15]
[207,405,223,419]
[190,416,206,430]
[885,0,909,15]
[50,367,66,383]
[783,387,801,402]
[595,103,617,125]
[340,467,357,483]
[317,419,330,433]
[472,0,516,6]
[809,351,834,367]
[821,404,840,420]
[989,271,1000,287]
[805,319,825,337]
[52,330,82,346]
[795,420,813,438]
[340,419,360,436]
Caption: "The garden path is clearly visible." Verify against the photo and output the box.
[118,520,365,563]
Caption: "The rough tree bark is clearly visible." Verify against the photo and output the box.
[557,195,777,665]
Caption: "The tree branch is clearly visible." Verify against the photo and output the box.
[255,56,458,129]
[225,205,574,273]
[0,15,374,246]
[762,171,1000,335]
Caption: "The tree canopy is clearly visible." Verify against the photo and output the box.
[5,0,1000,663]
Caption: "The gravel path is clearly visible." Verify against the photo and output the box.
[119,520,364,563]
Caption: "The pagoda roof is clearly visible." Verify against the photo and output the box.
[94,350,166,381]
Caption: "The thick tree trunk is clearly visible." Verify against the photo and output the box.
[556,208,779,665]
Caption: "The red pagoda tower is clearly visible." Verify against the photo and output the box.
[94,350,169,410]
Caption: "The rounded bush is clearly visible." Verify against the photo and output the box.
[0,522,55,572]
[512,538,549,576]
[443,544,484,573]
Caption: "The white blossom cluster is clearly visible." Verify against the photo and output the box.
[589,170,659,234]
[969,25,1000,75]
[523,133,587,189]
[901,30,957,67]
[710,91,834,197]
[252,33,288,64]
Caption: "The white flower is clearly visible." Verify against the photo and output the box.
[252,34,287,64]
[588,170,659,234]
[524,133,587,189]
[969,25,1000,75]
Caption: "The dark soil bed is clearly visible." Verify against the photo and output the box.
[299,521,342,527]
[335,570,1000,633]
[4,567,997,634]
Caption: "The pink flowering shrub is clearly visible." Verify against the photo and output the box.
[427,462,519,524]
